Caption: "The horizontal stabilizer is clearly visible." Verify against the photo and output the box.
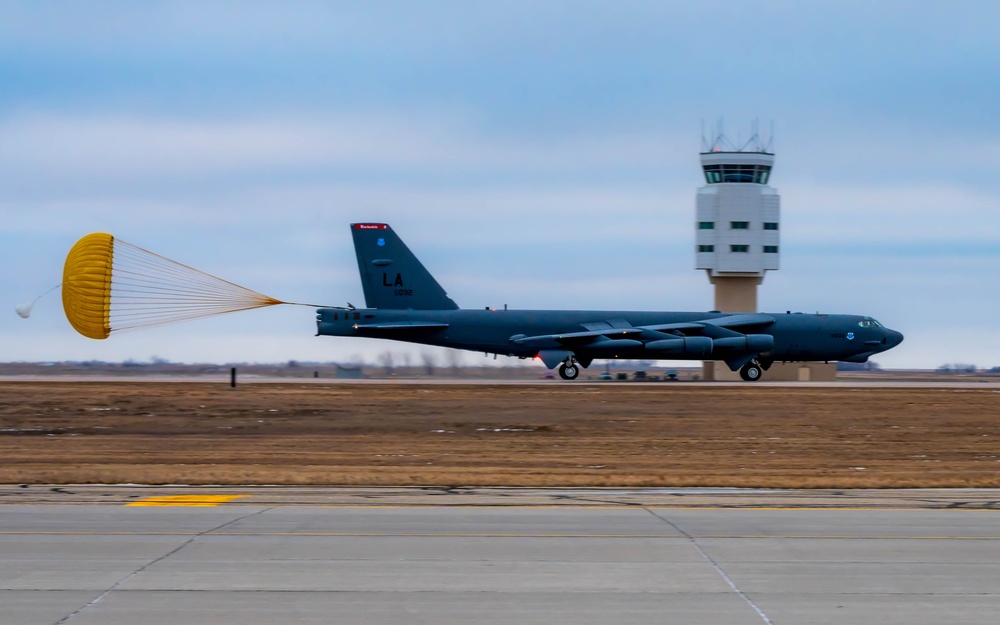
[354,322,449,330]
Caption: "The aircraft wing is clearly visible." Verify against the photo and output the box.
[639,313,775,333]
[701,313,775,328]
[511,327,642,346]
[511,314,775,347]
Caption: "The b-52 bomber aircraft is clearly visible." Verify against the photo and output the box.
[316,224,903,381]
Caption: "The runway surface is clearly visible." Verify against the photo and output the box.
[4,487,1000,624]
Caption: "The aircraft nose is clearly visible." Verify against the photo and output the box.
[886,329,904,348]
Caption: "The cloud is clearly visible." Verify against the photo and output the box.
[0,111,683,186]
[6,110,997,252]
[783,183,1000,247]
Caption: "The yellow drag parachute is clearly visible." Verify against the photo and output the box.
[62,232,290,339]
[62,233,115,339]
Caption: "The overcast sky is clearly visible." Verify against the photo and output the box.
[2,1,998,369]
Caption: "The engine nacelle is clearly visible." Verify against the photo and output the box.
[712,334,774,353]
[588,339,644,351]
[644,336,713,357]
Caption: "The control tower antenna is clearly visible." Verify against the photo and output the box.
[702,118,774,154]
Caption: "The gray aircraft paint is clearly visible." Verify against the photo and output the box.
[319,223,903,380]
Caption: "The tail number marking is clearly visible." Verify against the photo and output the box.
[382,273,404,287]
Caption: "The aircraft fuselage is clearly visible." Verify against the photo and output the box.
[317,308,902,367]
[321,223,904,381]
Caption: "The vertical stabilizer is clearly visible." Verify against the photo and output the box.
[351,223,459,310]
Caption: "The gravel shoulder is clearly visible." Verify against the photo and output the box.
[2,382,998,487]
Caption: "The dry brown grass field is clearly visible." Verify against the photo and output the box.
[1,382,998,487]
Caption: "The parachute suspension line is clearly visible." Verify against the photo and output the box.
[61,232,332,339]
[107,239,281,333]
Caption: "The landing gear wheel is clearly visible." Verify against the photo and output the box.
[739,362,763,382]
[558,363,580,380]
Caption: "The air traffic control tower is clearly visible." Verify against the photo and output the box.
[695,124,835,381]
[695,128,778,313]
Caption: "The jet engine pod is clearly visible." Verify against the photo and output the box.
[746,334,775,352]
[588,338,644,351]
[645,335,713,357]
[711,334,775,352]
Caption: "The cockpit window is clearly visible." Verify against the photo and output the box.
[858,318,883,328]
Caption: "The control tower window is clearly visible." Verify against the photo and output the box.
[730,221,749,230]
[698,221,715,229]
[702,164,772,184]
[731,165,756,183]
[764,222,779,230]
[730,244,749,253]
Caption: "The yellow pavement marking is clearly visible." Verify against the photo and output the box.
[125,494,249,507]
[1,502,999,511]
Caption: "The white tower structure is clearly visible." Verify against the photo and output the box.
[695,122,835,381]
[696,123,779,313]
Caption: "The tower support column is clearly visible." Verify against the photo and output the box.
[702,275,761,381]
[710,276,761,313]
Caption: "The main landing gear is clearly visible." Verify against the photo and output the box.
[558,360,580,380]
[739,361,763,382]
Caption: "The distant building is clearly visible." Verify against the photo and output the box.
[335,364,365,379]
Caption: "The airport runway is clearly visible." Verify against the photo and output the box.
[3,488,1000,624]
